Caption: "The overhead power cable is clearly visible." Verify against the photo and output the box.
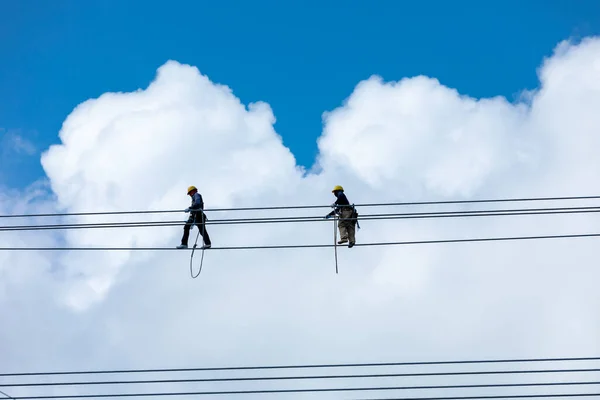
[2,206,600,232]
[6,383,600,399]
[2,194,600,219]
[1,232,599,251]
[8,394,600,400]
[357,395,600,400]
[2,356,599,377]
[0,391,14,400]
[2,368,600,388]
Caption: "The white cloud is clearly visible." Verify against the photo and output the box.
[316,75,531,199]
[0,130,37,182]
[2,37,600,398]
[1,130,37,156]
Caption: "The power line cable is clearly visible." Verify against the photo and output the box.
[1,232,599,252]
[2,356,599,377]
[2,368,600,388]
[0,391,14,400]
[3,206,600,232]
[357,395,600,400]
[3,195,600,219]
[7,381,600,399]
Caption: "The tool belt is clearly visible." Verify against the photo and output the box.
[338,205,360,229]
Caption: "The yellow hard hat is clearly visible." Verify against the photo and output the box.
[187,185,197,194]
[332,185,344,192]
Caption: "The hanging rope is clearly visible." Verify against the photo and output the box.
[189,213,207,279]
[334,215,339,274]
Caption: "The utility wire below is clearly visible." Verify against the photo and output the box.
[2,356,600,377]
[1,233,599,251]
[2,368,600,388]
[356,395,600,400]
[0,391,14,400]
[7,382,600,399]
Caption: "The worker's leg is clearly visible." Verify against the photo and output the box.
[348,222,356,247]
[196,213,211,247]
[338,209,352,243]
[180,215,195,246]
[338,220,349,244]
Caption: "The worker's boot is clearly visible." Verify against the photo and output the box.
[348,226,356,248]
[337,238,348,244]
[176,244,188,249]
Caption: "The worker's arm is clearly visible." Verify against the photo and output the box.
[325,193,349,218]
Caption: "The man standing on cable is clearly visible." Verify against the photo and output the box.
[176,185,212,249]
[325,185,357,248]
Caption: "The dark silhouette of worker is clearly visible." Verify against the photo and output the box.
[176,185,211,249]
[325,185,357,248]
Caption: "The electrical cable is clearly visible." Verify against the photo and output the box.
[3,206,600,232]
[3,195,600,219]
[2,356,599,377]
[1,232,599,251]
[2,368,600,388]
[356,395,600,400]
[6,382,600,399]
[0,391,14,400]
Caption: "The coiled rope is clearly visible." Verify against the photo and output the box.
[189,212,208,279]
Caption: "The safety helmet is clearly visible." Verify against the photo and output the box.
[187,185,197,194]
[332,185,344,193]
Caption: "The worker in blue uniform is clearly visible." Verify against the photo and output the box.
[176,185,211,249]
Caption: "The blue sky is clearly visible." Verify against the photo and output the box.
[1,0,599,189]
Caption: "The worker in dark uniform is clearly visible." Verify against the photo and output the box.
[325,185,357,248]
[176,185,211,249]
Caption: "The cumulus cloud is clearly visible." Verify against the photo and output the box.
[2,37,600,398]
[317,76,531,198]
